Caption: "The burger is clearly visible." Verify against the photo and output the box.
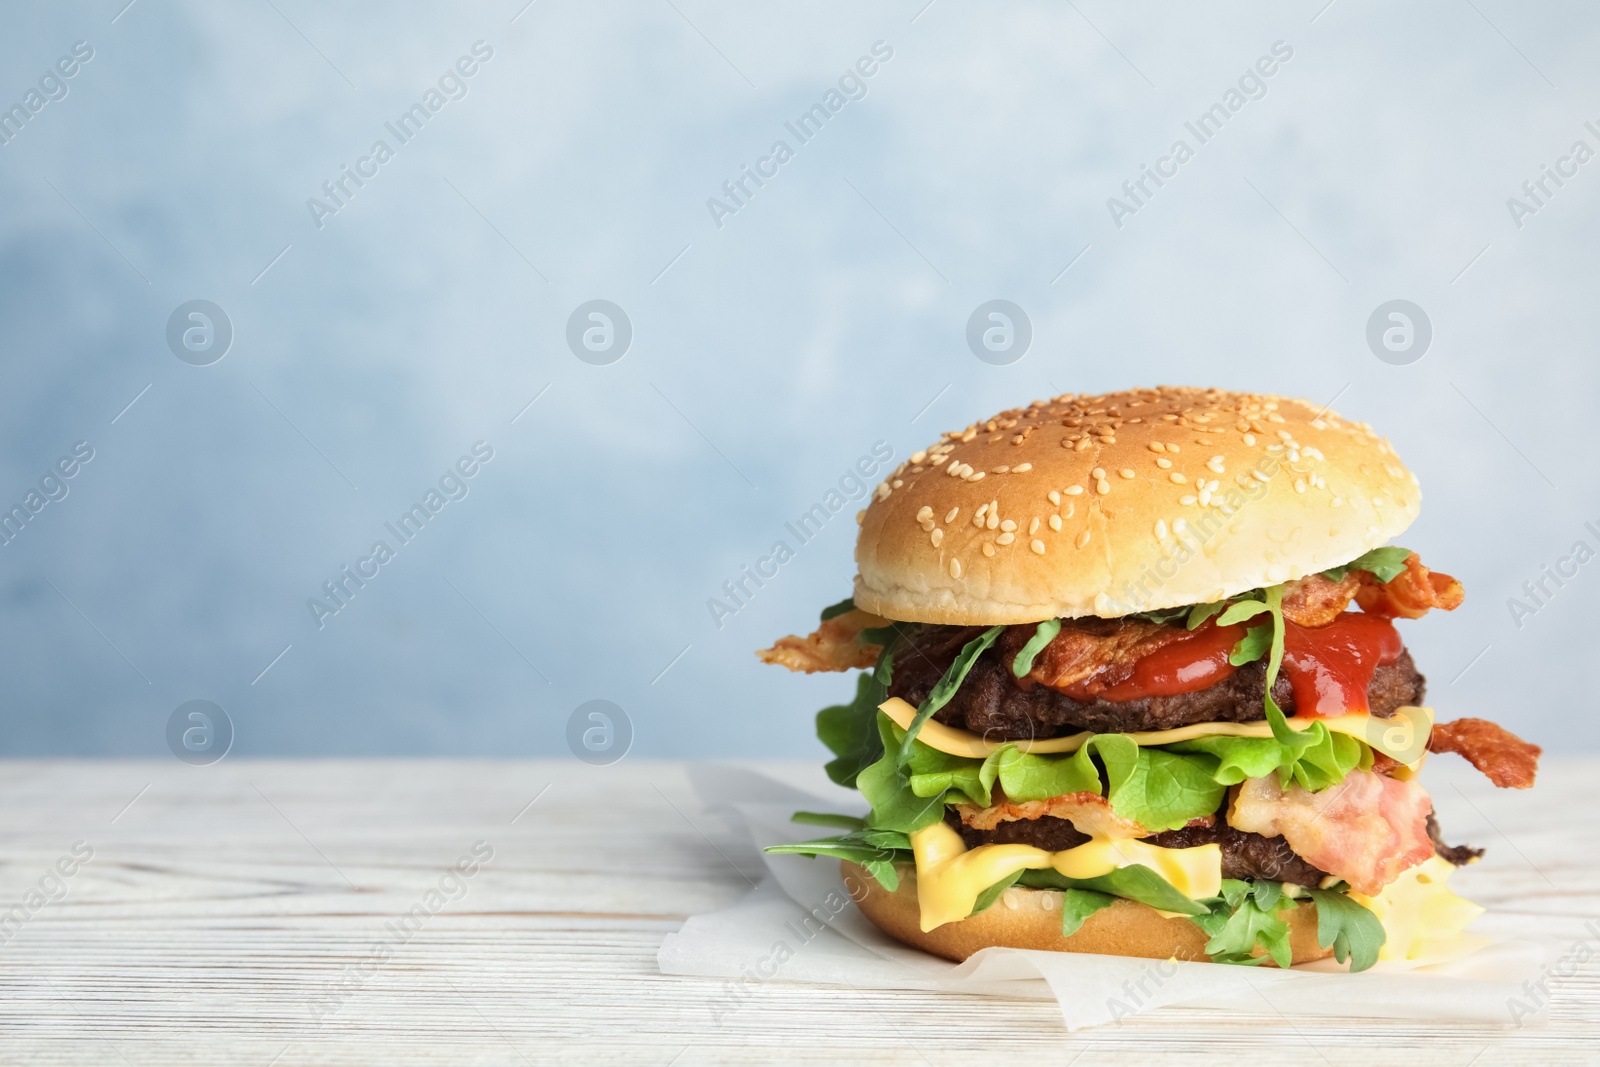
[760,387,1540,969]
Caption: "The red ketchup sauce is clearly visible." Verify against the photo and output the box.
[1050,613,1404,716]
[1062,622,1245,702]
[1279,613,1403,717]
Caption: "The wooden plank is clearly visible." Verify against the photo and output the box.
[0,758,1591,1065]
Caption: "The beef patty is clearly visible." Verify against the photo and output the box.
[887,623,1426,739]
[945,808,1329,885]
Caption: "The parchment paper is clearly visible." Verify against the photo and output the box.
[657,765,1545,1031]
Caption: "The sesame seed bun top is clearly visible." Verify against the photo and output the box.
[852,386,1420,625]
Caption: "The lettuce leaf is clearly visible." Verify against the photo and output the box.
[1165,725,1370,794]
[856,714,953,833]
[816,671,888,788]
[1322,545,1412,584]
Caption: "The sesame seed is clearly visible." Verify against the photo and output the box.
[993,465,1011,474]
[1156,457,1173,469]
[1148,442,1166,453]
[1119,468,1136,479]
[1092,467,1106,480]
[1251,470,1271,483]
[1065,485,1084,496]
[981,542,996,557]
[1372,496,1384,507]
[1049,515,1062,531]
[1243,434,1256,446]
[1015,463,1033,472]
[930,529,943,547]
[1076,530,1091,549]
[1168,444,1180,453]
[949,558,963,578]
[1048,490,1061,506]
[916,506,934,522]
[1173,518,1188,534]
[1095,479,1110,495]
[1000,519,1017,532]
[856,509,866,525]
[1154,519,1168,539]
[1294,479,1306,494]
[1332,496,1344,508]
[1179,494,1197,505]
[1075,438,1092,452]
[1031,539,1046,555]
[911,450,927,464]
[1029,517,1040,534]
[997,531,1016,546]
[970,471,986,481]
[945,507,960,524]
[1207,456,1226,473]
[1199,489,1212,506]
[1169,473,1187,484]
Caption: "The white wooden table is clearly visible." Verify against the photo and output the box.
[0,758,1592,1065]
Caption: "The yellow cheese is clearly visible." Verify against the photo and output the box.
[880,696,1433,766]
[908,821,1221,931]
[1350,855,1484,961]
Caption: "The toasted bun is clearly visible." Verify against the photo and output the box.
[853,386,1419,625]
[844,861,1331,966]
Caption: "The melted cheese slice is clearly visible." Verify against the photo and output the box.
[909,821,1222,931]
[1350,855,1484,962]
[880,696,1434,768]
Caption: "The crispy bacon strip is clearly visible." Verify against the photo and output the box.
[756,609,888,673]
[1022,618,1191,694]
[1356,553,1464,619]
[1281,572,1360,627]
[1229,769,1435,894]
[1428,718,1541,789]
[951,791,1156,840]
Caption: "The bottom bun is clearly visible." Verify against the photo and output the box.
[843,861,1333,966]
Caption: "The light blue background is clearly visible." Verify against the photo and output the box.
[0,1,1593,757]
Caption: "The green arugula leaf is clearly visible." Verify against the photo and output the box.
[1306,887,1386,972]
[1229,622,1272,666]
[1186,600,1226,630]
[819,596,857,621]
[816,669,888,788]
[970,870,1024,916]
[1190,878,1293,967]
[790,811,866,831]
[1130,607,1192,624]
[763,831,907,892]
[896,625,1005,767]
[1322,545,1412,584]
[1011,619,1062,678]
[1017,864,1209,916]
[1059,888,1116,937]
